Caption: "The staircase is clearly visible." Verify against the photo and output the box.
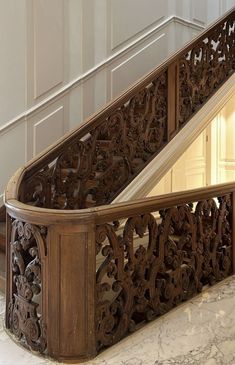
[2,8,235,364]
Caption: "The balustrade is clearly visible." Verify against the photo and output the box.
[4,8,235,362]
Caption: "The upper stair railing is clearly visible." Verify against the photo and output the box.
[16,8,234,210]
[4,8,235,363]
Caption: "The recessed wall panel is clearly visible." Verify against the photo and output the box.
[218,168,235,182]
[0,122,26,194]
[33,107,64,156]
[111,0,166,49]
[225,0,235,11]
[206,0,220,23]
[186,172,205,189]
[192,0,206,24]
[34,0,64,98]
[0,0,26,126]
[219,95,235,161]
[111,33,166,98]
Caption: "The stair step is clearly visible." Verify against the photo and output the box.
[0,250,5,293]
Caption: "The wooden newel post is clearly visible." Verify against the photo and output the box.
[167,60,179,141]
[47,221,97,362]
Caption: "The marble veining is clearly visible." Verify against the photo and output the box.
[1,277,235,364]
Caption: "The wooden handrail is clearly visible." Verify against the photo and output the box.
[4,7,233,211]
[15,7,235,178]
[5,179,235,223]
[4,8,235,363]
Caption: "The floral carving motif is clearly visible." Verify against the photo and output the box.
[179,18,235,126]
[8,220,47,353]
[95,195,232,351]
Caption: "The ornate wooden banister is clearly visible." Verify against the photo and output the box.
[4,8,235,363]
[17,8,235,210]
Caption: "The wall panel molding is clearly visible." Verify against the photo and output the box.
[110,0,166,50]
[110,33,166,98]
[33,0,64,98]
[33,107,64,156]
[27,98,69,160]
[0,15,205,139]
[0,121,26,199]
[192,0,207,25]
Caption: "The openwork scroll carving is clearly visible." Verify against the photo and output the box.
[21,72,167,209]
[179,17,235,126]
[95,195,232,351]
[8,220,47,353]
[19,12,235,211]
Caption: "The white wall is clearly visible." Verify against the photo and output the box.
[0,0,234,204]
[207,0,235,23]
[210,94,235,184]
[0,0,26,125]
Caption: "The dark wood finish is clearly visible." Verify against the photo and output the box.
[0,223,5,252]
[17,9,234,211]
[7,221,47,351]
[0,205,6,222]
[167,61,179,140]
[46,224,96,362]
[5,185,235,361]
[0,250,5,293]
[20,71,168,209]
[96,195,232,351]
[3,8,235,363]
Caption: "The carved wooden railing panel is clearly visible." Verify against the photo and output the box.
[22,70,168,209]
[7,220,47,353]
[4,8,235,364]
[179,17,235,126]
[19,10,234,210]
[95,194,232,351]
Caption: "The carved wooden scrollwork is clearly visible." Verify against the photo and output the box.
[179,18,235,126]
[21,71,167,209]
[95,195,232,351]
[4,10,235,363]
[8,220,47,353]
[18,13,234,211]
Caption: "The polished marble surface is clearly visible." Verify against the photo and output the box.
[1,276,235,364]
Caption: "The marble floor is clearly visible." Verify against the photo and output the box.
[1,276,235,365]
